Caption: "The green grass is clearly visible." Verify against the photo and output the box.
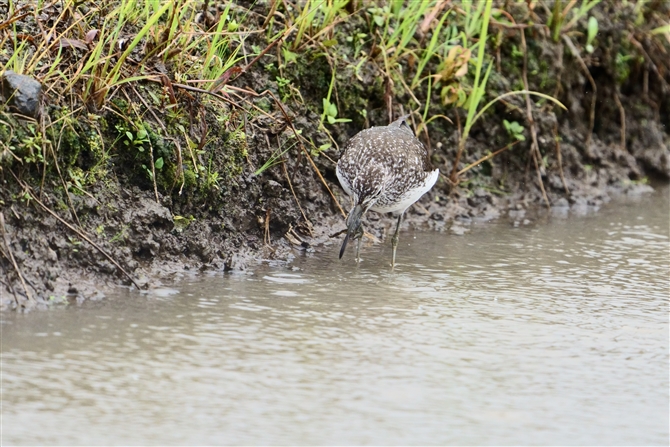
[1,0,665,205]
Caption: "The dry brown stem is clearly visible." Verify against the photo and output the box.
[521,30,550,208]
[562,34,596,153]
[11,173,141,290]
[0,212,35,307]
[613,90,626,152]
[282,161,308,223]
[449,112,462,183]
[553,121,569,194]
[457,140,521,176]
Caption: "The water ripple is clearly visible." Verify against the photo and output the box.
[2,188,668,445]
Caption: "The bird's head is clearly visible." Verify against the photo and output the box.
[339,204,364,259]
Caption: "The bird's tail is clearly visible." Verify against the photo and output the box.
[339,204,364,259]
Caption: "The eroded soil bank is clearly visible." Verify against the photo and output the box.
[1,1,668,310]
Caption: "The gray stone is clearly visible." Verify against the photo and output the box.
[1,70,42,118]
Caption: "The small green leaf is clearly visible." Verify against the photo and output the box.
[282,47,297,64]
[650,24,670,35]
[125,131,133,140]
[155,157,164,169]
[586,16,598,46]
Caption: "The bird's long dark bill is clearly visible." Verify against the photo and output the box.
[340,204,364,259]
[339,232,350,259]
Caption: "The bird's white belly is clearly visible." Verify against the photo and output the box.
[336,164,354,198]
[369,168,439,214]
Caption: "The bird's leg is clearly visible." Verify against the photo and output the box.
[391,213,403,267]
[354,223,364,263]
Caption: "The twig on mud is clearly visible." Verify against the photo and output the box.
[262,0,280,29]
[328,227,379,244]
[521,30,551,208]
[553,122,570,195]
[449,112,463,183]
[628,33,670,93]
[147,137,160,203]
[562,34,596,153]
[412,201,430,215]
[0,5,30,32]
[613,90,626,152]
[264,207,271,246]
[457,140,521,176]
[227,88,278,121]
[10,173,141,290]
[0,212,35,307]
[282,161,308,222]
[329,228,346,238]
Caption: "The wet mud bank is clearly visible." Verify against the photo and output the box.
[1,1,669,310]
[2,132,665,312]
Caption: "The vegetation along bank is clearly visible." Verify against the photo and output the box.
[1,0,668,310]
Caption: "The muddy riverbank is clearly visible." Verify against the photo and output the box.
[2,183,668,444]
[1,1,668,310]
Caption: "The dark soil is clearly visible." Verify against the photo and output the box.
[1,1,669,310]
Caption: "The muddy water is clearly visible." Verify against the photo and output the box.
[2,187,669,445]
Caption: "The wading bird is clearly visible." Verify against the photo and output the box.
[336,114,438,266]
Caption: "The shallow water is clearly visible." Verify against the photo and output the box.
[2,186,669,445]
